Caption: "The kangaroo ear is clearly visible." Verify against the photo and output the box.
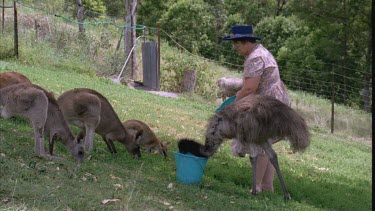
[162,149,167,159]
[49,91,55,98]
[135,129,143,140]
[158,146,167,159]
[162,141,170,147]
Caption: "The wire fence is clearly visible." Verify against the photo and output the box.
[0,1,372,139]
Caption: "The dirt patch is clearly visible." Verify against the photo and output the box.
[125,80,179,98]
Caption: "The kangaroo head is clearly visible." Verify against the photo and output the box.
[70,137,85,162]
[50,132,85,162]
[157,141,169,159]
[135,128,143,143]
[124,129,143,158]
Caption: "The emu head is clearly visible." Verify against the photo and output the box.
[178,139,208,158]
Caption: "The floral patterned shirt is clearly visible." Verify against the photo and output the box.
[231,44,291,156]
[243,44,290,106]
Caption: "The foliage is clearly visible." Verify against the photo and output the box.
[0,36,15,60]
[101,0,124,17]
[282,0,372,107]
[2,0,372,111]
[160,43,220,100]
[277,32,326,95]
[256,15,304,56]
[225,0,286,25]
[137,0,172,28]
[159,0,216,57]
[65,0,107,19]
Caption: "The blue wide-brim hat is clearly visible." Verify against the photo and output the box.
[223,25,262,41]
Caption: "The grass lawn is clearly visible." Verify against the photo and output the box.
[0,62,372,210]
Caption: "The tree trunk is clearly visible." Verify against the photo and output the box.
[76,0,85,33]
[363,13,372,112]
[182,70,197,93]
[124,0,138,80]
[342,0,348,100]
[362,74,370,112]
[276,0,286,16]
[131,0,138,79]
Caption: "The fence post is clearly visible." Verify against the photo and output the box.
[142,42,159,90]
[331,64,335,133]
[157,24,161,91]
[2,0,4,33]
[13,0,18,58]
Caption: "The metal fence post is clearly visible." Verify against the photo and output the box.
[142,42,159,90]
[2,0,4,33]
[13,0,18,58]
[331,64,335,133]
[157,24,161,90]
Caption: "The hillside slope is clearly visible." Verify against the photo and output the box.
[0,62,372,210]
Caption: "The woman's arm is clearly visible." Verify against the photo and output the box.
[235,76,260,101]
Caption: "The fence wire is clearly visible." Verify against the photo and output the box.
[0,0,372,139]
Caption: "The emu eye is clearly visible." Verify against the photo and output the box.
[78,151,84,156]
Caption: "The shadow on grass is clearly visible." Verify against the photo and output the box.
[0,117,371,210]
[202,151,371,210]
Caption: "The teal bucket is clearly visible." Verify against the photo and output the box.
[216,96,236,112]
[174,152,208,184]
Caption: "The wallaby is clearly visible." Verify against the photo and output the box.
[123,119,168,158]
[0,72,32,89]
[57,88,141,158]
[0,83,84,161]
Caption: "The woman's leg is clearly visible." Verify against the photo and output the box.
[261,159,275,192]
[254,152,269,192]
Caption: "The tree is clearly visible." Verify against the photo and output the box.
[288,0,372,108]
[159,0,216,58]
[76,0,85,32]
[256,15,302,56]
[124,0,138,79]
[224,0,276,25]
[137,0,172,28]
[102,0,124,16]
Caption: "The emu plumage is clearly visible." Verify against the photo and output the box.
[180,95,310,200]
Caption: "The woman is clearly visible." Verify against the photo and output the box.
[222,25,290,193]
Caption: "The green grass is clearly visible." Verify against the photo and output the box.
[0,61,372,210]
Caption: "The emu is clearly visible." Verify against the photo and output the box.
[57,88,141,158]
[0,83,84,161]
[216,77,243,101]
[122,119,168,158]
[179,95,310,200]
[0,72,32,89]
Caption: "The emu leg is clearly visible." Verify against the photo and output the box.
[102,136,117,154]
[261,142,291,200]
[249,155,258,196]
